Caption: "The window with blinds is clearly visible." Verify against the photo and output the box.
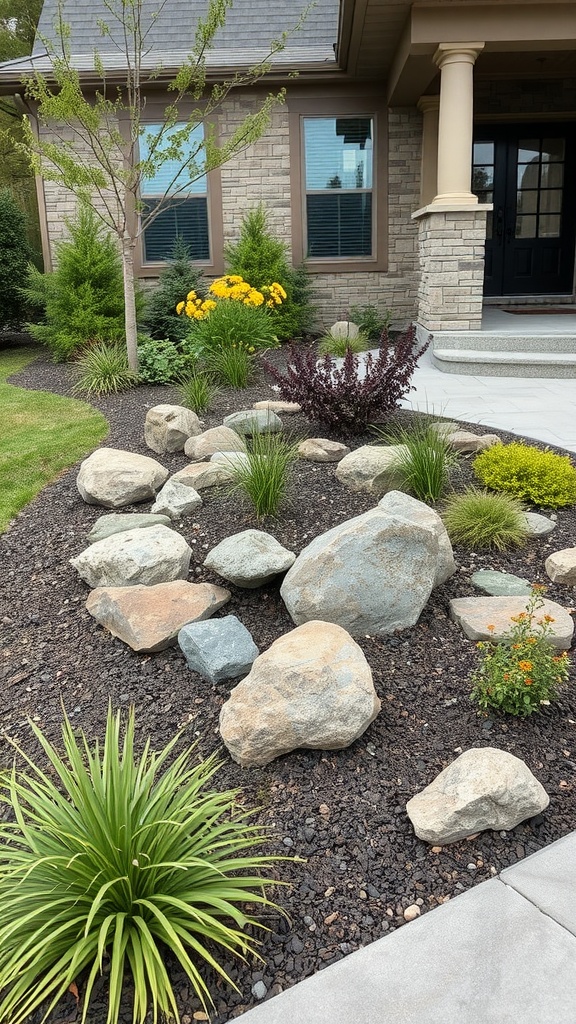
[140,122,210,263]
[303,116,374,259]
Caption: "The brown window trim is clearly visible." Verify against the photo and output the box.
[288,95,388,274]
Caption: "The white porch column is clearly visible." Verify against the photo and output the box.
[433,42,484,205]
[417,95,439,207]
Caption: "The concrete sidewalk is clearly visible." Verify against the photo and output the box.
[235,832,576,1024]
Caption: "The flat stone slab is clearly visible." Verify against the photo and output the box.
[471,569,533,597]
[522,512,556,537]
[86,580,230,652]
[449,595,574,650]
[501,832,576,938]
[223,410,282,435]
[87,513,171,544]
[231,873,576,1024]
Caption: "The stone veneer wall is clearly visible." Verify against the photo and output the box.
[416,208,488,332]
[38,95,423,331]
[475,78,576,116]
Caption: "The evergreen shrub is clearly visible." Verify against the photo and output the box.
[0,189,32,330]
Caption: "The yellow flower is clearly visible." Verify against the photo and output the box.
[227,274,244,284]
[176,301,185,315]
[186,290,197,301]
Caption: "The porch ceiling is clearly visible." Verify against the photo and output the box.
[338,0,576,104]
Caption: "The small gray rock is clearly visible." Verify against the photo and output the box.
[251,982,268,1000]
[87,513,171,544]
[151,479,202,519]
[178,615,259,683]
[522,512,556,537]
[204,530,296,588]
[471,570,533,598]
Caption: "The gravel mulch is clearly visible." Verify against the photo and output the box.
[1,348,575,1024]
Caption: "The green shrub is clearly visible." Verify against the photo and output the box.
[348,304,392,341]
[142,237,205,344]
[25,206,135,361]
[373,416,458,503]
[186,299,279,358]
[317,331,370,357]
[137,335,191,384]
[441,487,528,550]
[470,588,570,716]
[71,342,139,396]
[0,189,32,329]
[178,371,219,413]
[473,442,576,508]
[206,343,255,389]
[226,429,300,517]
[225,205,315,340]
[0,708,285,1024]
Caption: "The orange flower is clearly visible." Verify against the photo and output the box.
[543,614,555,623]
[487,624,495,632]
[503,673,509,681]
[518,660,533,672]
[526,637,536,644]
[512,644,521,650]
[524,678,533,686]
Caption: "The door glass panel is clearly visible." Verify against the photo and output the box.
[518,140,540,161]
[516,215,537,238]
[472,165,494,189]
[541,163,563,188]
[518,163,539,189]
[539,214,561,238]
[473,142,494,163]
[540,189,563,214]
[517,190,538,214]
[542,138,565,162]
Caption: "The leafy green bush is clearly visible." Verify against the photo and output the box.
[317,331,370,357]
[348,304,392,341]
[137,335,191,384]
[25,206,134,361]
[373,417,458,503]
[186,299,279,358]
[0,189,32,329]
[71,341,139,396]
[142,237,205,343]
[225,205,314,339]
[0,708,284,1024]
[226,429,300,517]
[178,371,219,413]
[473,442,576,508]
[206,343,256,389]
[470,588,570,716]
[441,487,528,550]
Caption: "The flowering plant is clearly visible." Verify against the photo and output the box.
[176,275,286,320]
[469,587,570,716]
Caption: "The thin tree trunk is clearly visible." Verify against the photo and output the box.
[122,236,139,372]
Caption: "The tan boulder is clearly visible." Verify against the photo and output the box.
[144,405,203,454]
[449,595,573,650]
[253,400,301,414]
[545,548,576,585]
[335,444,408,496]
[170,462,234,491]
[298,438,350,463]
[76,448,168,508]
[184,426,246,461]
[446,430,501,453]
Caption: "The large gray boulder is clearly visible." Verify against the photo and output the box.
[280,506,439,636]
[86,580,230,652]
[178,616,259,683]
[223,409,282,435]
[184,426,246,461]
[87,513,171,544]
[378,490,456,587]
[449,595,573,650]
[219,621,380,767]
[144,404,202,454]
[76,448,168,508]
[335,444,408,497]
[204,530,296,588]
[406,747,549,845]
[70,524,192,589]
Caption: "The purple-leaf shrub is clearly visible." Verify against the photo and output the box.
[263,325,429,435]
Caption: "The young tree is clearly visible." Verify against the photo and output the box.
[19,0,303,370]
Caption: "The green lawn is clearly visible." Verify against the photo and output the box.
[0,347,109,533]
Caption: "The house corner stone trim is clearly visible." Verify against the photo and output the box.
[413,205,489,331]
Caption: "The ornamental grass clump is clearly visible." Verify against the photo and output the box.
[71,341,139,396]
[441,487,528,550]
[470,588,570,716]
[178,370,219,413]
[0,708,285,1024]
[372,416,458,503]
[225,429,300,518]
[473,442,576,508]
[316,331,370,358]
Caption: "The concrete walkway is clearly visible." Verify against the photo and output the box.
[400,345,576,453]
[235,833,576,1024]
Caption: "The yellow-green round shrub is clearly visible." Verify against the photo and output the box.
[473,442,576,508]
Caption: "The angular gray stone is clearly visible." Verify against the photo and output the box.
[280,506,439,636]
[298,438,350,463]
[406,747,549,845]
[178,615,259,683]
[449,595,573,650]
[144,404,203,454]
[445,430,501,453]
[170,462,234,491]
[545,548,576,585]
[471,570,533,598]
[87,513,171,544]
[219,621,380,766]
[204,530,296,588]
[335,445,408,497]
[223,409,282,435]
[150,479,202,519]
[253,400,301,414]
[76,448,168,508]
[522,511,556,538]
[184,426,246,461]
[378,490,456,587]
[70,525,192,589]
[86,580,230,652]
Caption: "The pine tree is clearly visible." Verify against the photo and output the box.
[0,189,32,329]
[142,238,205,344]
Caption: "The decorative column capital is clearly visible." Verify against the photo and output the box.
[417,95,440,115]
[433,42,485,69]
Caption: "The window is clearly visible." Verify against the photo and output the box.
[303,116,374,258]
[140,122,210,263]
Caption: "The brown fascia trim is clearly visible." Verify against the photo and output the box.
[287,90,389,274]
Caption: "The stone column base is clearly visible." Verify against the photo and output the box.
[412,203,491,331]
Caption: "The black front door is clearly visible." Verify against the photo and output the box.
[472,125,576,296]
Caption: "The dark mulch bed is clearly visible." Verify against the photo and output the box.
[1,349,575,1023]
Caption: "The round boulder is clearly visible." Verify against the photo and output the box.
[204,530,296,588]
[76,448,168,509]
[144,405,203,454]
[70,524,192,588]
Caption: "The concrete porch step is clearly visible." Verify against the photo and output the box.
[431,346,576,378]
[430,333,576,353]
